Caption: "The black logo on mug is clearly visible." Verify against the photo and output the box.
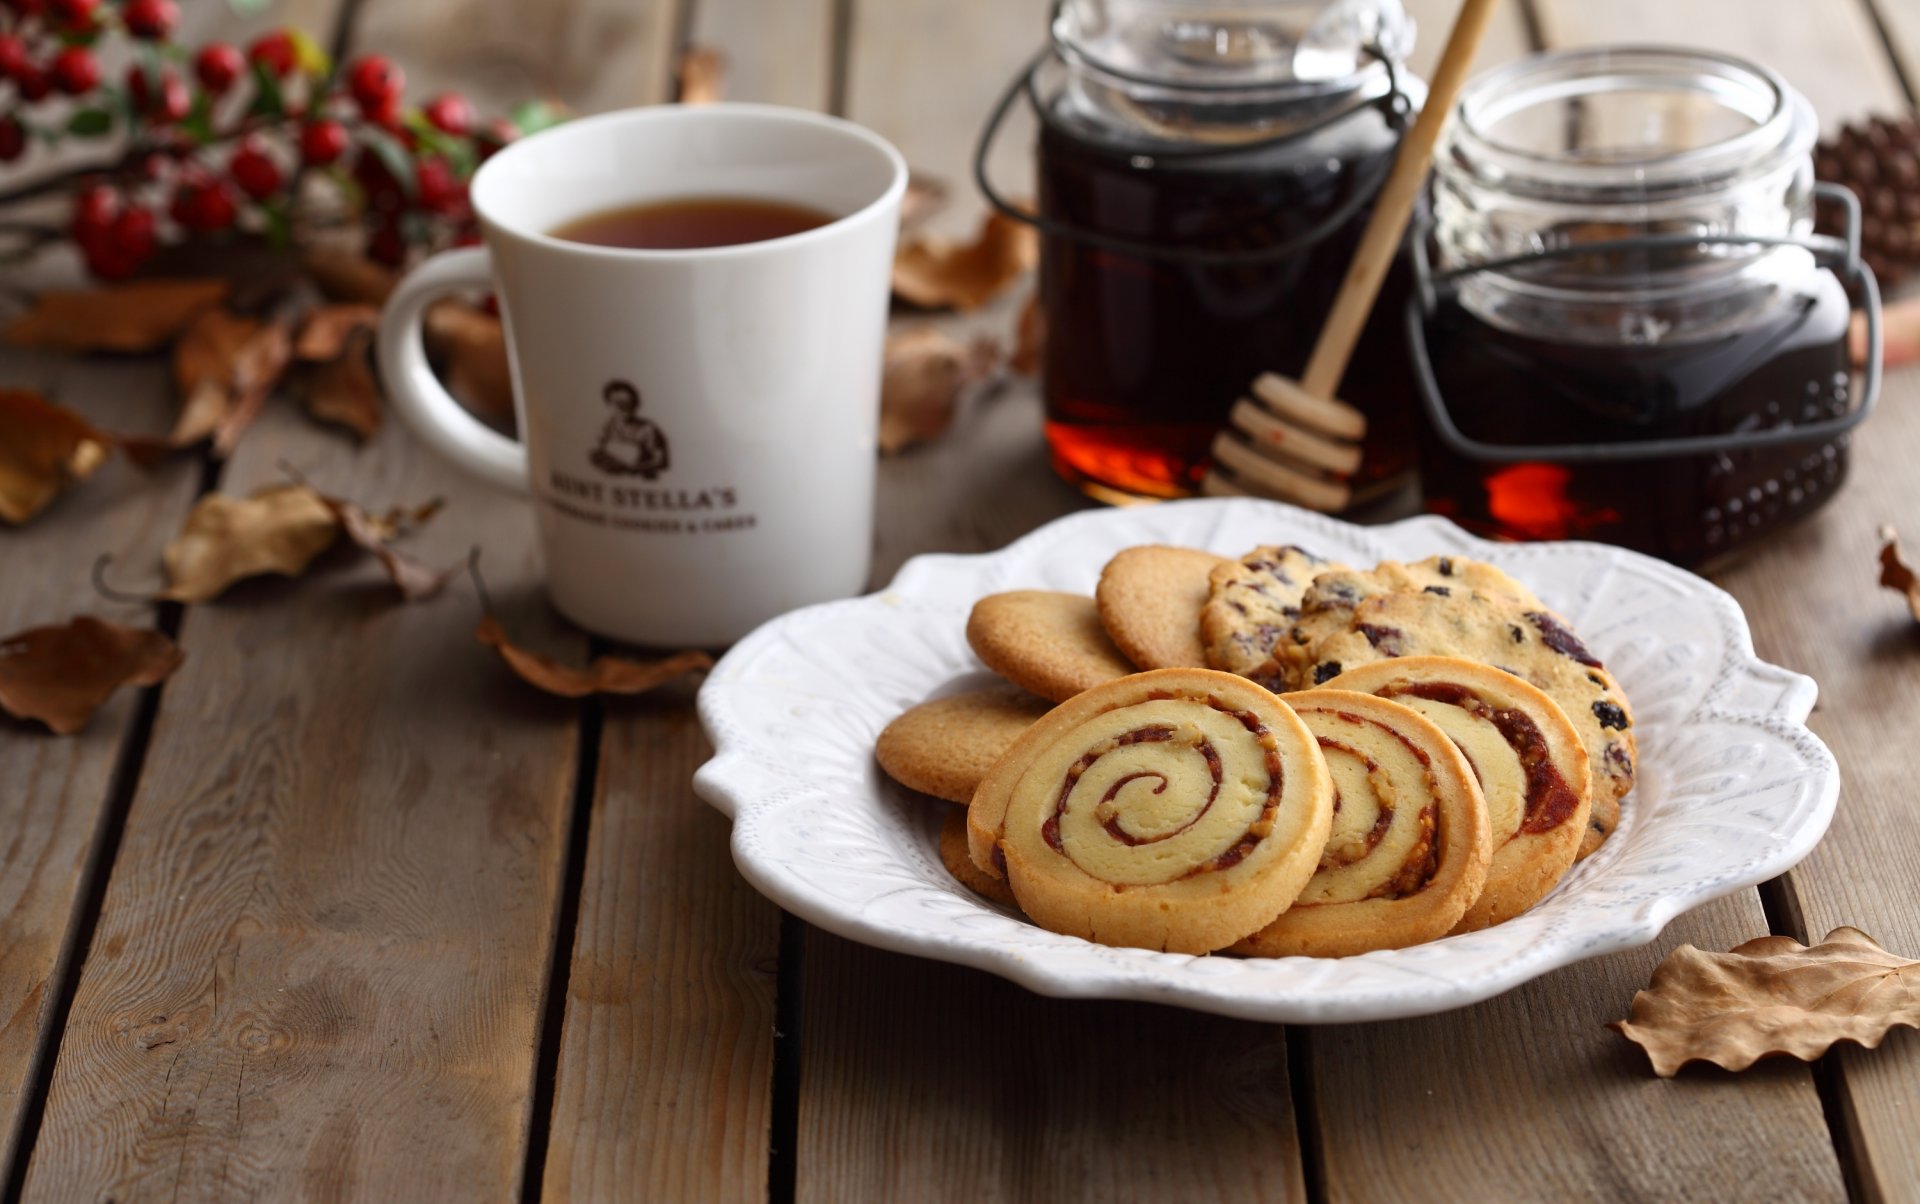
[589,379,669,479]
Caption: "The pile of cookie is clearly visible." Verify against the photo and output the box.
[876,544,1638,957]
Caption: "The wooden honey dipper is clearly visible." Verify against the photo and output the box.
[1201,0,1503,511]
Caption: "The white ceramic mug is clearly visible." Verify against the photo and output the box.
[378,104,907,646]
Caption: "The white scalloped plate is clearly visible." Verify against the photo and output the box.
[692,499,1838,1023]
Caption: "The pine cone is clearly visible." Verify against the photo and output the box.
[1816,114,1920,287]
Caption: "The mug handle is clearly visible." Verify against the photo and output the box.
[376,247,528,493]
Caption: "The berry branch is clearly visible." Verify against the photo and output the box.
[0,0,557,278]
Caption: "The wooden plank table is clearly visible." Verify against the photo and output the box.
[0,0,1915,1200]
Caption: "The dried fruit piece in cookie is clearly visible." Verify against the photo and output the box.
[967,591,1136,703]
[968,668,1333,954]
[1096,545,1229,670]
[876,682,1053,805]
[1266,555,1544,689]
[940,809,1017,906]
[1305,589,1634,859]
[1232,690,1492,958]
[1200,545,1345,686]
[1320,657,1592,931]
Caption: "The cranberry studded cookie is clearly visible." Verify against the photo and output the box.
[1199,545,1347,688]
[968,668,1333,954]
[1233,690,1492,958]
[1321,658,1592,930]
[1302,588,1634,859]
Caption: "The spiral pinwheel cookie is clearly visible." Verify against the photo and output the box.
[1301,588,1633,859]
[940,811,1017,907]
[1233,691,1491,958]
[876,683,1053,805]
[1200,545,1346,687]
[967,591,1136,703]
[1320,658,1592,931]
[967,668,1333,954]
[1096,546,1229,670]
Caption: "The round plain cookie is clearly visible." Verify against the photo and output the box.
[1302,589,1633,860]
[939,810,1017,906]
[1096,545,1230,670]
[966,590,1137,703]
[875,683,1054,804]
[1232,690,1492,958]
[1199,545,1346,687]
[1265,555,1544,689]
[1320,657,1592,931]
[968,668,1334,955]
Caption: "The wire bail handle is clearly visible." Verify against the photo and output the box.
[1404,180,1881,465]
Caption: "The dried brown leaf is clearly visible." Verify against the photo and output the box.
[317,491,455,600]
[1010,291,1043,376]
[296,327,382,440]
[475,616,712,697]
[901,174,949,230]
[163,484,341,601]
[425,301,513,418]
[210,319,293,458]
[0,388,110,524]
[1879,526,1920,621]
[892,211,1039,312]
[171,308,265,447]
[301,250,398,306]
[294,304,380,362]
[879,326,1002,454]
[677,44,726,104]
[1612,927,1920,1077]
[4,279,229,352]
[0,615,183,734]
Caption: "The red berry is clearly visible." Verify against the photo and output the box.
[0,117,25,162]
[229,140,281,200]
[299,119,347,166]
[153,71,189,123]
[413,156,463,213]
[171,178,236,232]
[247,29,296,78]
[0,35,27,80]
[110,205,156,262]
[70,184,116,241]
[365,221,406,268]
[84,241,137,280]
[13,60,50,102]
[195,43,243,94]
[3,0,44,15]
[121,0,176,38]
[49,0,95,27]
[422,92,473,137]
[123,63,150,109]
[51,46,99,95]
[347,54,403,117]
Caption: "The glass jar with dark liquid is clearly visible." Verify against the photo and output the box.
[983,1,1428,501]
[1414,47,1879,567]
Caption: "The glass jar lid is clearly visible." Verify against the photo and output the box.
[1052,0,1414,98]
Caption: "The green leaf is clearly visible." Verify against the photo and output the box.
[260,201,292,249]
[287,27,331,79]
[246,60,285,119]
[508,100,567,137]
[178,92,216,145]
[359,126,418,200]
[66,108,113,137]
[227,0,273,12]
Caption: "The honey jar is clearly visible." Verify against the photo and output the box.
[978,0,1430,501]
[1413,46,1881,568]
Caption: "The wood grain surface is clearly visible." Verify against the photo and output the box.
[16,402,586,1201]
[0,351,201,1186]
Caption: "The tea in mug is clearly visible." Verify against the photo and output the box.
[551,196,834,250]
